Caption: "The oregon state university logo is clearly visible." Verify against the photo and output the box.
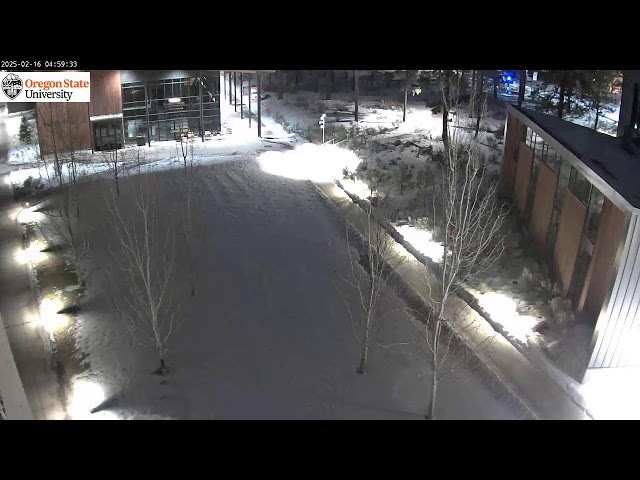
[2,73,23,100]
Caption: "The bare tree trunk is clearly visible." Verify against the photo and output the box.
[277,71,284,100]
[114,150,120,196]
[325,70,333,100]
[403,80,408,123]
[493,73,498,99]
[354,70,359,123]
[518,70,526,107]
[442,70,450,151]
[594,104,600,130]
[357,340,369,375]
[426,296,445,420]
[469,70,476,117]
[558,73,567,119]
[342,202,404,377]
[475,76,484,139]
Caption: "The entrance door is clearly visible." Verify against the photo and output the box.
[93,118,123,151]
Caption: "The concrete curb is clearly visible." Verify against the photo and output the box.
[14,200,73,419]
[318,178,594,419]
[308,179,538,420]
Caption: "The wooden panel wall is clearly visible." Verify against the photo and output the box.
[499,113,519,198]
[529,162,558,250]
[89,70,122,117]
[578,198,626,323]
[36,103,91,155]
[553,191,587,295]
[513,142,533,219]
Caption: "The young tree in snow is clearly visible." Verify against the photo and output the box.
[179,138,202,297]
[36,188,89,286]
[19,114,34,144]
[102,146,125,196]
[131,145,147,175]
[37,104,86,219]
[341,200,405,374]
[394,162,413,195]
[107,184,181,375]
[36,104,67,187]
[416,98,509,419]
[415,164,435,208]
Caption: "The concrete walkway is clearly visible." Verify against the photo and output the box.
[0,170,67,420]
[313,180,590,420]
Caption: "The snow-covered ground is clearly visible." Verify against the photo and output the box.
[22,155,521,420]
[258,86,594,384]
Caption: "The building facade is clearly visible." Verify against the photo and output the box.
[501,103,640,382]
[36,70,221,155]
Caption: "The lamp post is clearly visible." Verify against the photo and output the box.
[319,113,326,145]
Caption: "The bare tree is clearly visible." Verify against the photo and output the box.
[102,146,125,196]
[35,103,86,195]
[341,200,405,374]
[132,145,147,175]
[181,139,201,297]
[106,184,181,375]
[36,188,89,286]
[36,104,65,186]
[417,86,509,419]
[177,135,190,176]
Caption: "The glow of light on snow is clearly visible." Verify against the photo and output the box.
[394,224,444,263]
[13,240,47,266]
[579,366,640,420]
[39,297,68,334]
[340,178,374,199]
[17,206,45,225]
[68,379,116,420]
[257,143,361,183]
[478,292,538,343]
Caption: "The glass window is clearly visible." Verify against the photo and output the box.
[569,166,591,205]
[555,158,571,211]
[585,187,605,244]
[544,146,563,176]
[571,247,592,302]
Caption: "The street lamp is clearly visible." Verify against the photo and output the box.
[319,113,326,145]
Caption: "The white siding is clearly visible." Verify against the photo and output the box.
[590,213,640,368]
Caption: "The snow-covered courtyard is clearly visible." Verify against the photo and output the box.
[28,152,521,420]
[12,69,623,420]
